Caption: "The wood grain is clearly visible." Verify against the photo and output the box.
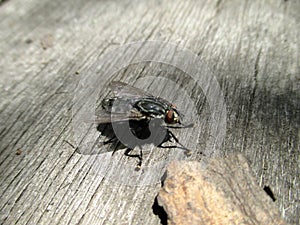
[0,0,299,224]
[158,155,288,225]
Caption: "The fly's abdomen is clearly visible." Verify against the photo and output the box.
[101,97,133,113]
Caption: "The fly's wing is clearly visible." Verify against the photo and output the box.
[109,81,154,100]
[94,81,153,124]
[109,81,177,112]
[110,81,178,109]
[93,108,147,124]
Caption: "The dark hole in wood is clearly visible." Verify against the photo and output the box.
[160,171,167,187]
[0,0,9,6]
[152,196,168,225]
[263,185,276,202]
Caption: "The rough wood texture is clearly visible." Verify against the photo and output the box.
[158,154,288,225]
[0,0,299,224]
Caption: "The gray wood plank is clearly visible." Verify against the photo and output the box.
[0,0,299,224]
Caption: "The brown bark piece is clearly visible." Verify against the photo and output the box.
[158,154,288,225]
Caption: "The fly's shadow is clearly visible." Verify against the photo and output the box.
[91,119,191,170]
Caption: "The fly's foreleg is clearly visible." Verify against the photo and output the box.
[125,148,143,171]
[167,130,192,156]
[103,136,118,145]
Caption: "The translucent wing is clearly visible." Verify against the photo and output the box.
[109,81,154,99]
[92,82,153,124]
[93,108,147,124]
[109,81,174,108]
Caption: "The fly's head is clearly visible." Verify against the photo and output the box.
[165,105,182,124]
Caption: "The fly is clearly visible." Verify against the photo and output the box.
[96,81,193,170]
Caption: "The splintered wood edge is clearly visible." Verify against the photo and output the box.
[157,154,289,225]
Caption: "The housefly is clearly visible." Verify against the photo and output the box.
[95,81,193,170]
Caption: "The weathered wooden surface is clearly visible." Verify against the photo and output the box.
[158,154,288,225]
[0,0,299,224]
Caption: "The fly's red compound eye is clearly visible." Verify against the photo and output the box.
[166,110,175,123]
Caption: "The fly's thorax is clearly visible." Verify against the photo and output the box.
[134,98,168,117]
[134,98,182,124]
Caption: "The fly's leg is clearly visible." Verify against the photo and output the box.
[63,140,79,153]
[102,136,118,145]
[99,136,121,155]
[164,130,192,156]
[165,123,194,129]
[124,148,143,171]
